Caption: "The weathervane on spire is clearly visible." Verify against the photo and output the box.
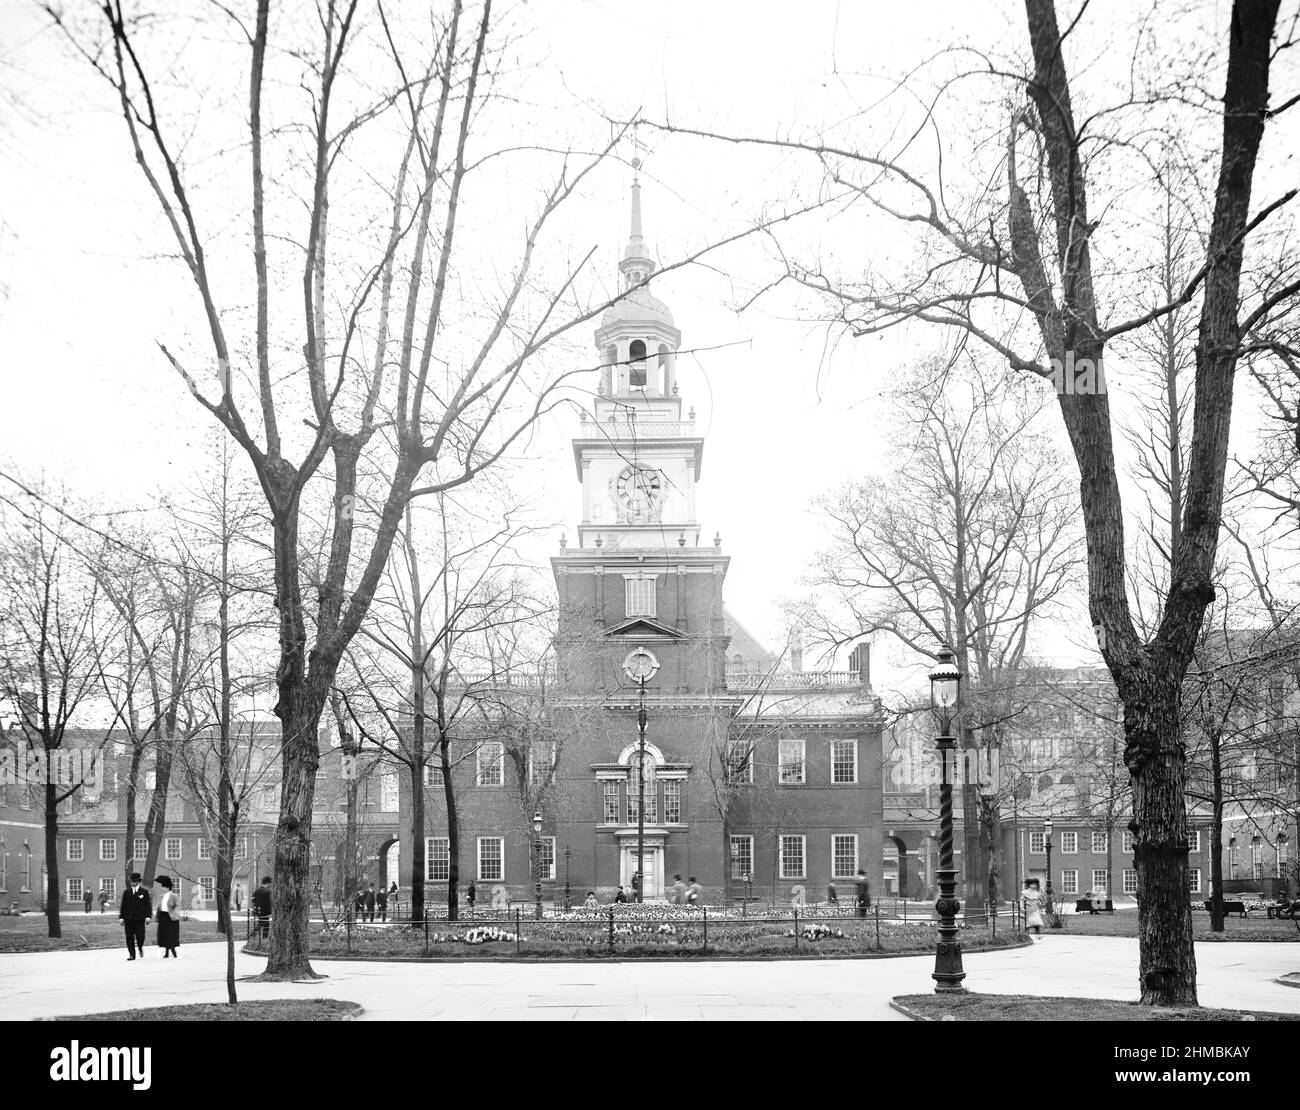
[622,121,653,289]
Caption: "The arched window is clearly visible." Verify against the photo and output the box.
[629,340,647,387]
[1059,774,1075,786]
[1037,773,1053,793]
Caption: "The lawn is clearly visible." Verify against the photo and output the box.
[45,999,362,1021]
[282,910,1030,960]
[893,992,1300,1021]
[1035,909,1300,942]
[0,913,225,953]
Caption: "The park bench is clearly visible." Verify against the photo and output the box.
[1073,898,1114,915]
[1203,899,1248,917]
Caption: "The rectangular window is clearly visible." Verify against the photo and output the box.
[1091,832,1108,854]
[725,740,752,784]
[729,835,753,880]
[1279,841,1289,875]
[1122,830,1135,853]
[602,781,620,824]
[624,575,657,618]
[477,837,504,882]
[1091,869,1108,895]
[1187,830,1201,853]
[67,877,83,904]
[236,838,248,861]
[100,877,116,900]
[22,851,31,891]
[262,785,277,812]
[779,737,805,785]
[832,834,858,879]
[99,838,116,862]
[199,876,215,902]
[1061,831,1077,854]
[133,837,148,860]
[476,742,503,787]
[424,763,444,787]
[539,837,556,881]
[831,739,857,784]
[779,835,806,880]
[1029,831,1045,854]
[165,837,182,861]
[529,742,555,786]
[1122,868,1138,894]
[198,838,211,860]
[67,839,83,862]
[0,849,5,891]
[1188,869,1201,894]
[663,780,681,824]
[1061,869,1079,895]
[627,782,657,824]
[426,837,450,882]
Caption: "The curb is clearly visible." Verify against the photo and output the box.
[1274,974,1300,989]
[889,999,935,1021]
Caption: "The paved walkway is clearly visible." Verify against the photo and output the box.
[1,936,1298,1020]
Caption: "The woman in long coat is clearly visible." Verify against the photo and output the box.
[1021,878,1044,935]
[155,874,181,958]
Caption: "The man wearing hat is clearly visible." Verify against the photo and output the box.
[118,872,152,960]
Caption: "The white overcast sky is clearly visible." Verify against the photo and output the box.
[0,0,1287,699]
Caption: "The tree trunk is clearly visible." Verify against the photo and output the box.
[1120,669,1197,1005]
[442,738,459,921]
[410,761,425,924]
[44,782,61,939]
[219,888,237,1005]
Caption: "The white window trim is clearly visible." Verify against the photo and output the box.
[1189,868,1201,894]
[424,763,444,787]
[1122,868,1138,894]
[197,838,211,860]
[99,838,116,862]
[1091,833,1108,854]
[529,743,556,787]
[1028,832,1045,855]
[602,780,621,824]
[67,877,83,903]
[66,839,83,862]
[1091,869,1108,893]
[831,833,859,879]
[1187,830,1201,853]
[1061,832,1078,854]
[726,741,753,784]
[779,737,806,785]
[165,837,182,861]
[729,835,754,880]
[133,838,148,861]
[831,739,857,784]
[476,742,504,788]
[779,834,806,880]
[425,836,450,883]
[623,574,658,618]
[1061,868,1079,895]
[477,836,504,883]
[1122,831,1135,853]
[539,836,556,881]
[663,779,682,824]
[199,876,216,901]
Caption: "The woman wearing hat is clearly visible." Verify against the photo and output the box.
[154,875,181,958]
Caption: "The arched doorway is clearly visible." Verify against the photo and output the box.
[379,838,400,893]
[884,835,910,898]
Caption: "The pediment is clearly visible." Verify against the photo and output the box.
[604,616,685,639]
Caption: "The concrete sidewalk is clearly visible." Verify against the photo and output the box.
[1,936,1297,1020]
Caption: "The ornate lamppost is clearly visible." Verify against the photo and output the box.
[623,648,659,904]
[564,845,571,910]
[929,645,966,993]
[1043,816,1056,925]
[532,810,544,920]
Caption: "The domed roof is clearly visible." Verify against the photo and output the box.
[601,284,675,328]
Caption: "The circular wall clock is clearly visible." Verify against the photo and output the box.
[615,464,662,519]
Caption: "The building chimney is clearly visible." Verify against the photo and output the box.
[849,642,871,689]
[789,629,803,673]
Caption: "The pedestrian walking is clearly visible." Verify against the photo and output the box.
[376,883,388,922]
[98,888,109,914]
[252,875,273,941]
[154,874,181,958]
[466,880,477,914]
[118,872,151,960]
[827,881,838,905]
[613,885,628,904]
[686,877,702,907]
[388,881,399,918]
[1021,878,1044,935]
[364,882,377,922]
[83,888,93,913]
[672,874,686,905]
[854,870,870,918]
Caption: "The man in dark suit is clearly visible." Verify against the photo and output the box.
[251,876,273,941]
[364,882,377,923]
[118,872,151,960]
[376,884,388,922]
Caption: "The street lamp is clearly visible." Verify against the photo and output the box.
[532,810,544,920]
[929,645,966,993]
[1043,816,1056,924]
[564,845,571,910]
[623,648,659,904]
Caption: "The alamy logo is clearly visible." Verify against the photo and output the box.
[0,746,102,789]
[49,1042,151,1090]
[1048,351,1106,395]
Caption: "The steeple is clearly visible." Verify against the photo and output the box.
[619,158,656,289]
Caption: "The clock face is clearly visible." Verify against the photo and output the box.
[615,465,661,520]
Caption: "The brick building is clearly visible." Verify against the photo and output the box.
[398,171,884,906]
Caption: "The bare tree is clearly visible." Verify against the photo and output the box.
[660,0,1295,1003]
[0,495,119,937]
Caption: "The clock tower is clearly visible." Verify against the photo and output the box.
[552,161,730,698]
